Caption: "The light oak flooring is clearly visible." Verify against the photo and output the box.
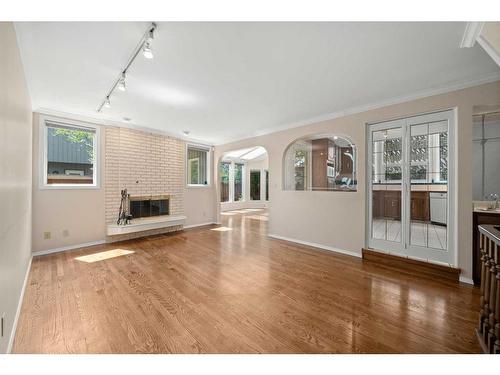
[13,209,480,353]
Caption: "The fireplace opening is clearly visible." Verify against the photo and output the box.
[129,195,169,219]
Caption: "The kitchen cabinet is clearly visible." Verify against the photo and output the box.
[340,147,353,174]
[411,192,429,221]
[372,190,401,220]
[373,189,439,222]
[472,210,500,285]
[311,138,334,190]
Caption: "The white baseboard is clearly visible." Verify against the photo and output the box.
[7,255,32,353]
[268,233,362,259]
[32,240,106,257]
[183,222,217,229]
[459,276,474,285]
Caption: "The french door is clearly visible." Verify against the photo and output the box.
[367,109,455,265]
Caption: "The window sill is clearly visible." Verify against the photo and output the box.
[186,184,211,189]
[39,184,100,190]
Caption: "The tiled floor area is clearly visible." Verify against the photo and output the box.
[372,218,447,250]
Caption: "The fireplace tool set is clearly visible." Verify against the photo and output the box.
[117,189,133,225]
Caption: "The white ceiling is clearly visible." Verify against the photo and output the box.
[14,22,500,145]
[223,146,268,161]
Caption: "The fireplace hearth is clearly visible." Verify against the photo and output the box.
[129,195,170,219]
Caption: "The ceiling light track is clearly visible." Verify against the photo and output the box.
[97,22,157,113]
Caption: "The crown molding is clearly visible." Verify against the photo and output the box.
[476,35,500,67]
[460,22,484,48]
[215,73,500,146]
[34,108,213,147]
[35,73,500,148]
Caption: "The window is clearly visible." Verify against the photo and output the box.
[283,135,356,191]
[220,162,230,202]
[294,149,307,190]
[42,119,98,188]
[187,145,210,186]
[250,170,261,200]
[265,170,269,201]
[234,163,244,201]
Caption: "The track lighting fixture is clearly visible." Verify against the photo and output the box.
[97,22,157,113]
[117,73,126,91]
[143,28,155,59]
[143,41,154,59]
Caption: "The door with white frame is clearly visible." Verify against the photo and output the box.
[367,109,455,266]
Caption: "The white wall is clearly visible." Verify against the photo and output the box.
[214,81,500,281]
[31,113,106,253]
[31,112,218,253]
[0,22,33,353]
[472,113,500,200]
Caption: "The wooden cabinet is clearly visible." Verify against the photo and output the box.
[339,147,353,174]
[384,191,401,220]
[372,190,401,220]
[373,190,434,222]
[410,192,429,222]
[372,191,385,218]
[472,211,500,285]
[311,138,334,190]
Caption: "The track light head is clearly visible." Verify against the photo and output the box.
[104,97,111,108]
[143,41,154,59]
[118,73,126,91]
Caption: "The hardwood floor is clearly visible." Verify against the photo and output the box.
[13,209,481,353]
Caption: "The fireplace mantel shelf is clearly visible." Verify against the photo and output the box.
[107,215,186,236]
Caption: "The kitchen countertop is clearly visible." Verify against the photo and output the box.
[473,207,500,215]
[373,184,447,192]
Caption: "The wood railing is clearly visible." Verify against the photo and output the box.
[477,224,500,354]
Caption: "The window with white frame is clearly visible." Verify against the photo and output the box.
[42,119,98,188]
[187,145,210,186]
[219,160,245,203]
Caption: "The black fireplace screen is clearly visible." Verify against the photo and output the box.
[130,198,169,219]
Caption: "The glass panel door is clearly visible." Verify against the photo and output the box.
[368,120,405,252]
[368,110,455,265]
[406,116,451,264]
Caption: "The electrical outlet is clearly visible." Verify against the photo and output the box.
[62,229,69,237]
[43,231,51,240]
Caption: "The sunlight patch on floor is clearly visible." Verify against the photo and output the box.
[210,226,233,232]
[246,215,268,221]
[75,249,135,263]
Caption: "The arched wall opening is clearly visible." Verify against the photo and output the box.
[282,133,357,192]
[214,146,269,222]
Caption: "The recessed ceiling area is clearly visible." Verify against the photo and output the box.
[14,22,500,145]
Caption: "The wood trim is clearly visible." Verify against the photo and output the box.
[362,248,460,283]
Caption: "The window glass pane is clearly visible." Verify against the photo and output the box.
[188,147,208,185]
[295,150,307,190]
[234,163,244,201]
[265,170,269,201]
[220,162,230,202]
[46,124,95,185]
[250,170,261,200]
